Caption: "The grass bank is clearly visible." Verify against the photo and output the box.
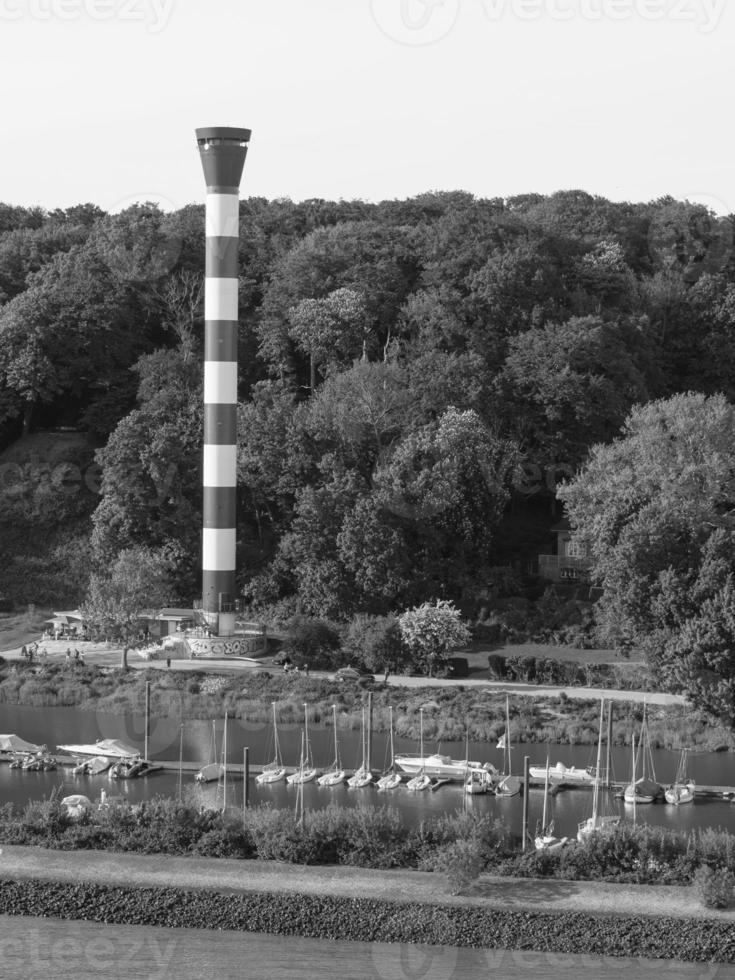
[0,659,732,751]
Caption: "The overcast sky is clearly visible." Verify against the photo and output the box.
[1,0,732,213]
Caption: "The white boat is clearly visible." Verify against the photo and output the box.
[347,705,373,788]
[195,762,224,784]
[665,749,695,805]
[465,766,494,795]
[395,753,498,781]
[318,705,347,787]
[58,738,139,759]
[0,734,42,754]
[578,699,620,842]
[195,719,227,785]
[73,755,111,776]
[377,707,402,791]
[61,794,93,819]
[287,704,318,785]
[623,709,662,804]
[495,695,520,797]
[256,702,287,785]
[529,762,594,786]
[535,756,568,851]
[405,707,431,792]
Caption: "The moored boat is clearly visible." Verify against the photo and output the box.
[256,702,287,785]
[665,749,695,805]
[287,704,318,785]
[318,705,346,787]
[578,700,620,842]
[529,762,594,786]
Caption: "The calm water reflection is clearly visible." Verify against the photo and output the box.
[1,703,735,839]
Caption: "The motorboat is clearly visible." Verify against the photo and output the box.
[72,755,112,776]
[58,738,140,759]
[465,766,495,795]
[529,762,594,786]
[394,753,498,781]
[0,734,42,755]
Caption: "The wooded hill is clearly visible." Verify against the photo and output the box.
[1,192,735,714]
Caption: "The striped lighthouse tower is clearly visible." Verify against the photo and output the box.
[196,126,251,637]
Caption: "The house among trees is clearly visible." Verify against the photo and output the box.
[538,517,592,583]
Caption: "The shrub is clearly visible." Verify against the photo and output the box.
[342,613,404,673]
[286,615,341,668]
[433,838,486,895]
[694,865,735,909]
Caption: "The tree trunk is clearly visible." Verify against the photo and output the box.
[22,400,33,437]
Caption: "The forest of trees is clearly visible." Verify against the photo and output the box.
[1,190,735,713]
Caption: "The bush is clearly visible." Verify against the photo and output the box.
[433,837,486,895]
[342,613,404,673]
[694,865,735,909]
[286,615,341,668]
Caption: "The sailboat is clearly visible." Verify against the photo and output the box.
[406,708,431,791]
[287,703,318,784]
[623,705,662,804]
[318,705,347,786]
[665,748,695,805]
[256,702,287,784]
[495,695,521,796]
[195,720,225,783]
[577,699,620,841]
[348,705,374,788]
[535,753,568,851]
[377,706,402,791]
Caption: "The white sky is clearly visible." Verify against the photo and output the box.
[0,0,733,212]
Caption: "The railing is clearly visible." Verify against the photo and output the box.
[538,554,592,582]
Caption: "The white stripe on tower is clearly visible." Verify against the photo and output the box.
[197,127,251,633]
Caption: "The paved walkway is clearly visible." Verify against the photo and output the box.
[0,640,686,705]
[0,844,730,922]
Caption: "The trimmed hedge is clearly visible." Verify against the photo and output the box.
[0,879,734,962]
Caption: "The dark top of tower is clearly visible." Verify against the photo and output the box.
[196,126,251,189]
[196,127,251,145]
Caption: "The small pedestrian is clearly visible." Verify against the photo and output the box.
[304,662,310,677]
[20,645,27,661]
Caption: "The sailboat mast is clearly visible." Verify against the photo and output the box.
[542,753,550,831]
[389,705,395,772]
[506,695,512,776]
[592,698,604,824]
[332,704,339,769]
[223,710,228,812]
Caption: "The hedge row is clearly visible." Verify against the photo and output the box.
[0,878,734,962]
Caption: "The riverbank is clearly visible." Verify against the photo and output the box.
[0,654,727,752]
[1,845,734,962]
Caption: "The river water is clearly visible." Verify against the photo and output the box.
[1,703,735,840]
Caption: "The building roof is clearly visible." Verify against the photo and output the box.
[550,518,571,533]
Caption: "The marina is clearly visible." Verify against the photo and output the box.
[2,702,735,840]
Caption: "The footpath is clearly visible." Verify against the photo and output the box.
[0,843,732,922]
